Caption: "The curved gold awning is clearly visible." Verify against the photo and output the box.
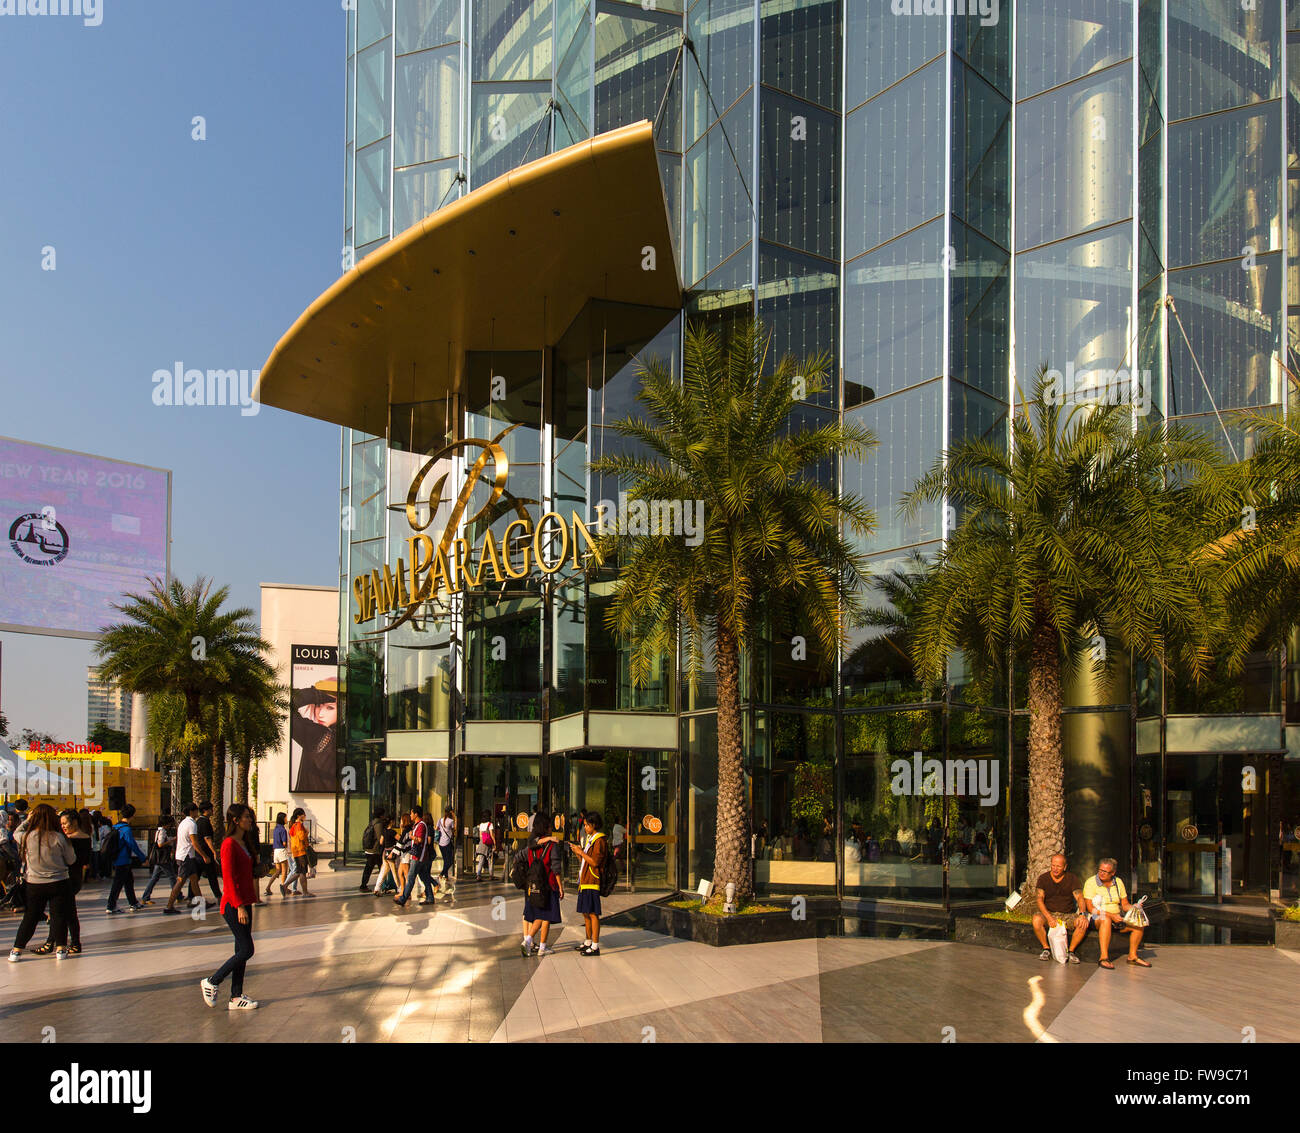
[256,121,681,435]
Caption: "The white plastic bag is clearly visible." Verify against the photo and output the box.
[1123,895,1149,928]
[1048,920,1068,964]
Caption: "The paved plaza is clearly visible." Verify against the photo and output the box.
[2,868,1297,1044]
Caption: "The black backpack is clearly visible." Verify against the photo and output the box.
[362,822,377,853]
[100,825,120,861]
[524,844,554,909]
[597,837,619,898]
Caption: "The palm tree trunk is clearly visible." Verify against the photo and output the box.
[235,754,249,806]
[212,739,226,833]
[1022,614,1066,901]
[712,621,752,900]
[169,762,182,815]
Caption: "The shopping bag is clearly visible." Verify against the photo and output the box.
[1048,920,1068,964]
[1123,895,1149,928]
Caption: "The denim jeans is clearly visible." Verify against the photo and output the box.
[140,860,177,901]
[209,904,254,997]
[399,857,434,904]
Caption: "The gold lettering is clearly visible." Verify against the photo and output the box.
[570,512,603,568]
[352,574,370,624]
[451,538,473,592]
[533,512,568,574]
[502,518,533,578]
[428,546,455,595]
[371,565,404,615]
[407,535,435,602]
[473,528,506,585]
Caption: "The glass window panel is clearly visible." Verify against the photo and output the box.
[684,95,754,286]
[397,0,460,53]
[758,244,838,409]
[595,10,682,138]
[1167,253,1282,417]
[1138,0,1162,143]
[1014,222,1133,397]
[552,579,586,717]
[357,39,393,149]
[466,595,542,720]
[471,85,551,186]
[348,0,356,56]
[658,148,682,241]
[950,219,1010,400]
[952,61,1010,249]
[345,142,354,235]
[394,157,462,231]
[844,0,943,111]
[395,46,461,166]
[555,0,588,64]
[1292,0,1300,30]
[473,0,553,81]
[949,379,1006,452]
[844,59,945,259]
[1167,102,1281,269]
[844,221,944,404]
[346,55,356,145]
[556,20,592,136]
[685,0,755,144]
[954,5,1010,96]
[1168,1,1281,121]
[945,710,1010,898]
[683,713,717,887]
[1139,132,1162,286]
[356,138,392,246]
[760,0,839,110]
[359,0,392,50]
[759,92,838,260]
[386,640,453,730]
[349,438,387,542]
[844,384,943,555]
[1014,0,1133,102]
[1016,66,1133,251]
[1137,278,1166,419]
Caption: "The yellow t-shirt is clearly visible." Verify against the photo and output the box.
[1082,874,1127,916]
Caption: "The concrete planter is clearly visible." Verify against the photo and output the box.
[954,907,1164,963]
[1275,919,1300,951]
[642,895,819,947]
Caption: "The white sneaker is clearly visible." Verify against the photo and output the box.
[200,978,218,1007]
[7,949,19,963]
[228,995,259,1011]
[55,948,68,961]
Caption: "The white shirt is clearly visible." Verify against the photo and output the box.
[611,823,626,847]
[175,816,198,862]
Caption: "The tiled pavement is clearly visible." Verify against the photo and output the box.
[2,867,1297,1043]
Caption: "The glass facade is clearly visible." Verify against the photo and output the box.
[328,0,1295,910]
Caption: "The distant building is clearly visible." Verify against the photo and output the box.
[86,667,132,735]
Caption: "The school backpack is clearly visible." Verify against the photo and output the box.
[362,821,377,853]
[524,844,554,908]
[100,825,120,862]
[597,837,619,898]
[509,848,529,890]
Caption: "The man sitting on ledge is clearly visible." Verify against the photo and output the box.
[1032,852,1088,963]
[1084,857,1149,969]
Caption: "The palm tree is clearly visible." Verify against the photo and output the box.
[903,372,1224,899]
[146,691,187,812]
[590,320,876,900]
[94,577,273,810]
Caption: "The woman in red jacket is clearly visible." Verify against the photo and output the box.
[200,805,260,1011]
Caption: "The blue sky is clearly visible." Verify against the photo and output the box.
[0,1,345,740]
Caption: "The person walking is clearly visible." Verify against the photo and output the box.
[394,806,435,909]
[372,816,400,896]
[200,805,260,1011]
[265,812,290,897]
[105,805,145,914]
[474,810,495,880]
[194,802,222,903]
[8,804,74,962]
[139,815,177,905]
[286,809,313,897]
[435,807,456,898]
[40,809,91,955]
[360,807,387,892]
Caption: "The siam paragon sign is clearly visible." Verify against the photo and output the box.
[351,426,603,630]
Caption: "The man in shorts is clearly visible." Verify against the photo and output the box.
[1031,852,1088,963]
[1084,857,1149,969]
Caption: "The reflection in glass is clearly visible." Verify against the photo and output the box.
[358,0,392,51]
[473,0,553,82]
[395,46,460,167]
[357,40,393,149]
[757,244,838,409]
[1167,102,1280,268]
[759,91,838,260]
[1168,1,1280,122]
[761,0,839,109]
[471,85,551,187]
[397,0,459,53]
[1167,254,1281,417]
[1014,0,1133,102]
[466,595,542,720]
[394,157,462,231]
[684,97,754,286]
[952,62,1010,249]
[950,220,1010,399]
[1016,65,1133,252]
[843,221,944,404]
[844,59,945,259]
[355,138,391,246]
[685,0,755,144]
[844,0,943,111]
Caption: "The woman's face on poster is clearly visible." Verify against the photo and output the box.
[308,698,338,728]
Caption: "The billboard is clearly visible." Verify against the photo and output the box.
[289,644,338,794]
[0,437,171,640]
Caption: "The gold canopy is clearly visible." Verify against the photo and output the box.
[255,121,681,435]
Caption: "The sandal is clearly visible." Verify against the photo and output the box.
[31,942,56,956]
[1098,958,1115,969]
[1127,956,1151,967]
[67,944,81,955]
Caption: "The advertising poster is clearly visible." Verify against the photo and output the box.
[0,437,170,639]
[290,644,339,794]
